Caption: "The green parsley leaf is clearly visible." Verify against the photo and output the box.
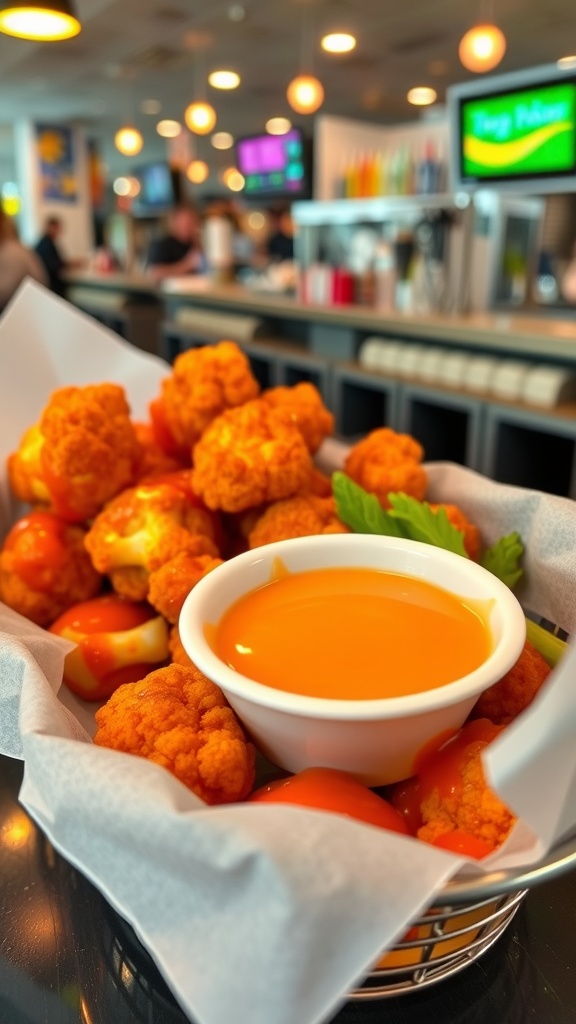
[332,472,407,537]
[480,532,524,589]
[387,493,468,557]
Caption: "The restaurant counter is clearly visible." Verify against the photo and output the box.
[65,271,576,364]
[1,751,575,1024]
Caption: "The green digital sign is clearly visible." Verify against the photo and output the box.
[460,80,576,181]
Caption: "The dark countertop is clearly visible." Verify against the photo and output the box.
[1,753,576,1024]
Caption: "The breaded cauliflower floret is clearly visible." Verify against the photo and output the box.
[417,719,515,851]
[192,399,313,513]
[159,340,260,449]
[0,510,102,627]
[168,624,194,668]
[470,639,551,726]
[94,664,256,805]
[261,382,334,453]
[248,495,349,549]
[148,551,223,624]
[132,421,187,481]
[85,480,220,602]
[8,384,141,522]
[429,503,482,560]
[344,427,427,508]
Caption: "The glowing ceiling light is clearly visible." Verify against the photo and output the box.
[156,119,182,138]
[0,0,80,40]
[222,167,245,191]
[266,116,292,135]
[211,131,234,150]
[141,99,161,115]
[114,126,144,156]
[286,74,324,115]
[458,23,506,73]
[185,101,217,135]
[407,86,437,106]
[321,32,356,54]
[113,177,131,196]
[557,55,576,71]
[208,70,240,89]
[186,159,209,184]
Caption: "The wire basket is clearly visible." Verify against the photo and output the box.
[348,615,576,999]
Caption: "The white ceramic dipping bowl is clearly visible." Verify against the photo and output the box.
[179,534,526,785]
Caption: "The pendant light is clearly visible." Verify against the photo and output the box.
[114,126,144,157]
[287,0,324,115]
[0,0,80,40]
[185,50,217,135]
[185,101,217,135]
[459,23,506,72]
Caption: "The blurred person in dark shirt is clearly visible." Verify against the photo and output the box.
[146,205,204,283]
[266,205,294,262]
[34,216,76,298]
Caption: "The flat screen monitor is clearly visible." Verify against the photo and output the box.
[448,65,576,192]
[132,162,178,215]
[235,129,311,199]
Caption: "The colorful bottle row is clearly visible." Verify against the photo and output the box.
[340,142,445,199]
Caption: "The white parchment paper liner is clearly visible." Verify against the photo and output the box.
[1,280,576,1024]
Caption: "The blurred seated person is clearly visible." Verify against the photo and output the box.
[0,207,47,312]
[34,215,83,298]
[146,205,204,283]
[266,205,294,262]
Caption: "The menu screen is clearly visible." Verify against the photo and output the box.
[236,130,309,197]
[460,79,576,182]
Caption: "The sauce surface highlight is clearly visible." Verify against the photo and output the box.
[211,566,491,700]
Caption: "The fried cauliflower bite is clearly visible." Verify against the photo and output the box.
[428,503,482,561]
[94,664,256,805]
[470,640,552,726]
[192,399,313,513]
[344,427,427,508]
[261,382,334,454]
[0,510,102,627]
[8,384,141,522]
[158,341,261,449]
[148,551,223,624]
[248,495,349,549]
[416,719,515,852]
[168,624,194,667]
[132,422,187,481]
[85,480,220,602]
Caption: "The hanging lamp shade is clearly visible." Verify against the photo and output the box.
[458,23,506,73]
[185,101,217,135]
[0,0,81,40]
[286,74,324,115]
[114,126,144,157]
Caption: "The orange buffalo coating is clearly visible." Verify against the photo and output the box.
[94,664,256,805]
[132,421,187,481]
[168,624,195,668]
[85,479,220,602]
[470,640,551,726]
[0,510,101,627]
[415,719,516,852]
[192,399,313,513]
[344,427,427,509]
[8,384,141,522]
[261,382,334,453]
[157,340,260,450]
[248,494,349,549]
[148,550,223,624]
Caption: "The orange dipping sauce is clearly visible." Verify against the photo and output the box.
[211,566,492,700]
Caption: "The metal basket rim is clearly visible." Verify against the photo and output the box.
[431,828,576,904]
